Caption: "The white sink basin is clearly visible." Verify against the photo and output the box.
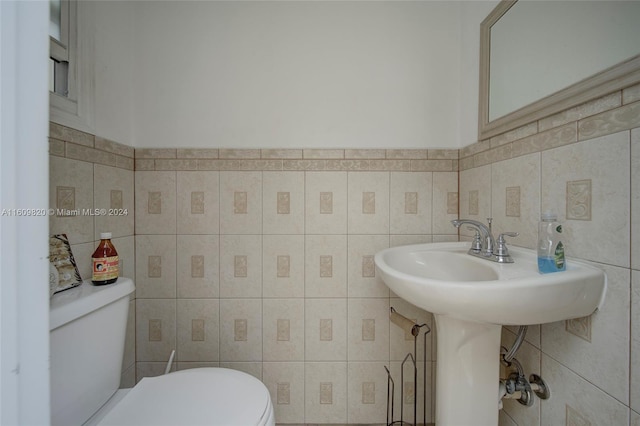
[375,241,607,426]
[375,241,606,325]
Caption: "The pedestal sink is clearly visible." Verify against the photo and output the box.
[374,242,606,426]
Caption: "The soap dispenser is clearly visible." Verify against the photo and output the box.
[537,212,566,273]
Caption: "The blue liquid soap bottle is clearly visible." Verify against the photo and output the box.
[537,211,566,273]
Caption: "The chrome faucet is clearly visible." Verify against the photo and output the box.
[451,218,518,263]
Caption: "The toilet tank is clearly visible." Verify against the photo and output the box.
[50,277,135,426]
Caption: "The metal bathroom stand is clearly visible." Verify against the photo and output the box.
[385,307,431,426]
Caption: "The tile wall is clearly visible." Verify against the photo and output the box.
[132,148,458,424]
[48,123,137,387]
[48,120,457,423]
[49,82,640,425]
[459,83,640,426]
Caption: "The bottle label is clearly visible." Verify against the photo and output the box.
[554,242,565,269]
[92,256,119,281]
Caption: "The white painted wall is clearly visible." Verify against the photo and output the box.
[129,1,464,149]
[458,0,499,147]
[94,1,136,146]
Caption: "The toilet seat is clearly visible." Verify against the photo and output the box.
[96,368,274,426]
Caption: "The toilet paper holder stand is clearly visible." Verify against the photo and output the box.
[385,307,431,426]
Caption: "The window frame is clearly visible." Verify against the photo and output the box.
[49,0,94,132]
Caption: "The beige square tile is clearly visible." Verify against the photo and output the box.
[390,235,433,247]
[541,132,630,266]
[632,410,640,426]
[632,271,640,412]
[176,235,219,299]
[432,172,459,234]
[432,234,458,243]
[176,171,219,234]
[348,298,389,361]
[49,156,94,244]
[176,299,219,362]
[218,362,262,381]
[540,355,628,425]
[263,299,304,361]
[305,235,347,298]
[219,299,262,362]
[459,164,492,239]
[347,362,388,424]
[347,362,387,424]
[220,171,262,234]
[498,411,518,426]
[112,236,135,282]
[175,362,219,371]
[347,235,389,298]
[135,171,176,235]
[390,172,432,234]
[505,324,541,349]
[491,152,541,249]
[220,235,262,298]
[122,300,136,372]
[69,241,94,281]
[93,164,134,239]
[305,299,347,361]
[389,298,433,362]
[263,235,304,298]
[632,128,640,269]
[136,299,176,362]
[263,171,304,234]
[348,172,390,234]
[135,235,176,298]
[262,362,305,424]
[305,172,347,234]
[541,263,629,403]
[304,362,347,424]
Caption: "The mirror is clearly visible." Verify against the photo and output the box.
[479,0,640,140]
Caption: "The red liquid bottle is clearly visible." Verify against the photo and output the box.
[92,232,119,285]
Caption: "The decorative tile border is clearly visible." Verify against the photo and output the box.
[135,156,458,172]
[49,123,459,172]
[460,84,640,171]
[49,122,135,170]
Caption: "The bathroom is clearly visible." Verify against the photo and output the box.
[1,0,639,425]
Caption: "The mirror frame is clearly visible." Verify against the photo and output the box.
[479,0,640,140]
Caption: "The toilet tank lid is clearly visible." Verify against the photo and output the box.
[50,278,135,331]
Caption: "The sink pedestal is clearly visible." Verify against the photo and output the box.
[434,314,502,426]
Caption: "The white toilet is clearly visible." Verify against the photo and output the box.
[49,277,275,426]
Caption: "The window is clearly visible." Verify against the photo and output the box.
[49,0,82,121]
[49,0,70,96]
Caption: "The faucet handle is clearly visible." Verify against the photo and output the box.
[467,227,483,252]
[495,232,519,258]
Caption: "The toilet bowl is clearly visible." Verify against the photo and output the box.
[87,368,274,426]
[49,278,274,426]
